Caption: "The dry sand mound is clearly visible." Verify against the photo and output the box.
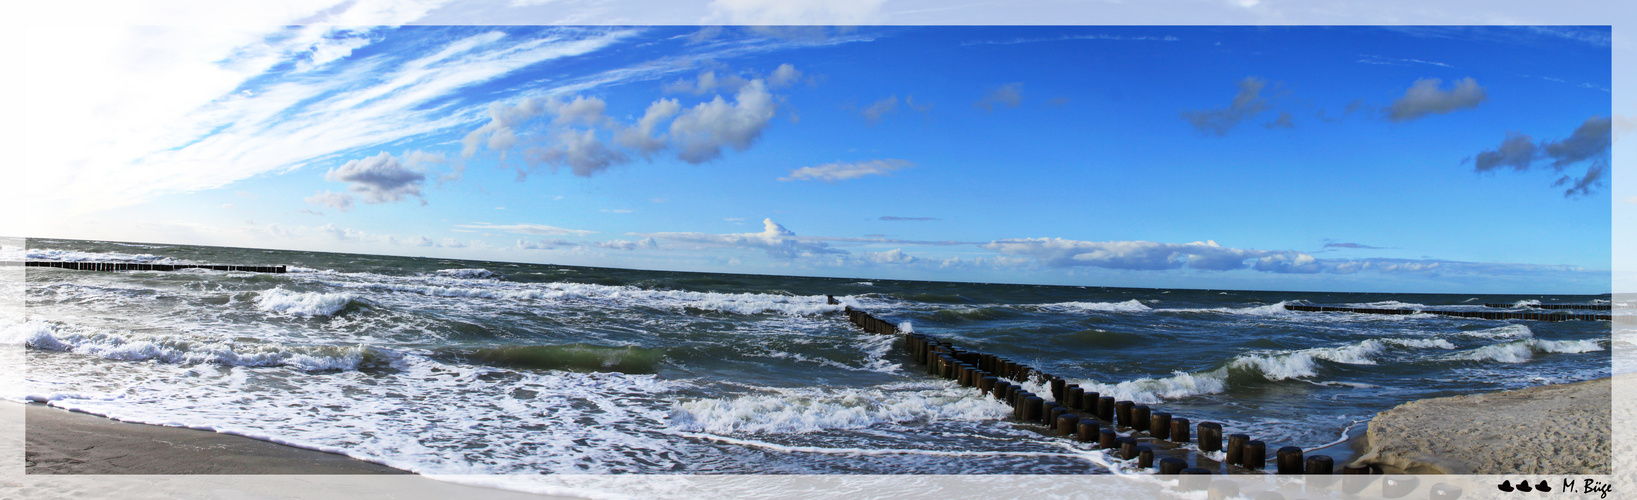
[1353,376,1611,474]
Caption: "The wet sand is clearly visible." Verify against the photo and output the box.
[1351,376,1613,474]
[24,402,410,474]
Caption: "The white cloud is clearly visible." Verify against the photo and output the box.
[615,98,682,155]
[304,190,354,212]
[981,237,1276,271]
[517,238,575,250]
[526,129,629,177]
[779,159,911,182]
[598,238,659,250]
[706,0,887,25]
[1386,77,1486,122]
[19,24,637,227]
[637,218,844,259]
[664,70,752,95]
[324,151,426,203]
[864,248,917,264]
[459,222,596,236]
[668,79,778,163]
[768,63,802,87]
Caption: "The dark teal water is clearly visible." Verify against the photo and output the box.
[3,238,1612,475]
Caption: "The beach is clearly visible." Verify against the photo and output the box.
[1351,375,1617,474]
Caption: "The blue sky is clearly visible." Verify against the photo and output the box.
[11,24,1615,293]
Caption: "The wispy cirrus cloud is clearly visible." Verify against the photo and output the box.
[21,24,639,221]
[779,159,911,182]
[458,222,597,236]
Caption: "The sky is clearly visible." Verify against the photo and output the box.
[5,17,1618,294]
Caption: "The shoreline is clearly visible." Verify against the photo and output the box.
[1348,376,1614,474]
[22,402,411,475]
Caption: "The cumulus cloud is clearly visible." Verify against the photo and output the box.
[1469,116,1612,197]
[324,151,426,204]
[636,218,845,259]
[779,159,911,182]
[458,222,597,236]
[1181,77,1270,136]
[864,248,917,264]
[669,79,778,163]
[615,98,682,156]
[1386,77,1486,122]
[665,70,753,95]
[526,129,629,177]
[768,63,803,87]
[461,95,614,158]
[305,190,354,212]
[598,238,659,250]
[975,83,1023,111]
[982,238,1276,271]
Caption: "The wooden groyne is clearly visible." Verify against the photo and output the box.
[1283,304,1609,322]
[16,261,286,273]
[829,295,1336,476]
[1482,303,1611,311]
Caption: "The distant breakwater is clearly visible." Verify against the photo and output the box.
[9,261,286,273]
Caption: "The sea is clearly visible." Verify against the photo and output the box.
[0,238,1617,487]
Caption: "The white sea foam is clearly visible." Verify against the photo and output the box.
[1038,299,1151,313]
[1382,338,1456,349]
[1166,300,1297,316]
[20,320,378,371]
[318,278,841,316]
[1462,324,1534,339]
[1346,300,1425,309]
[1452,339,1606,363]
[1072,370,1230,404]
[1513,299,1543,307]
[668,382,1010,434]
[255,288,358,317]
[434,268,497,279]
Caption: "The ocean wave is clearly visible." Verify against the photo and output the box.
[1071,339,1403,403]
[925,307,1020,322]
[255,288,361,317]
[1165,300,1299,316]
[1512,299,1543,308]
[318,278,840,316]
[1461,324,1534,339]
[434,268,498,280]
[441,344,664,374]
[1382,338,1456,349]
[668,382,1009,434]
[1036,299,1151,313]
[1071,370,1230,404]
[1451,339,1605,363]
[20,320,383,371]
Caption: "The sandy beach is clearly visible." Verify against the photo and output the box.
[1351,375,1614,474]
[24,402,410,474]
